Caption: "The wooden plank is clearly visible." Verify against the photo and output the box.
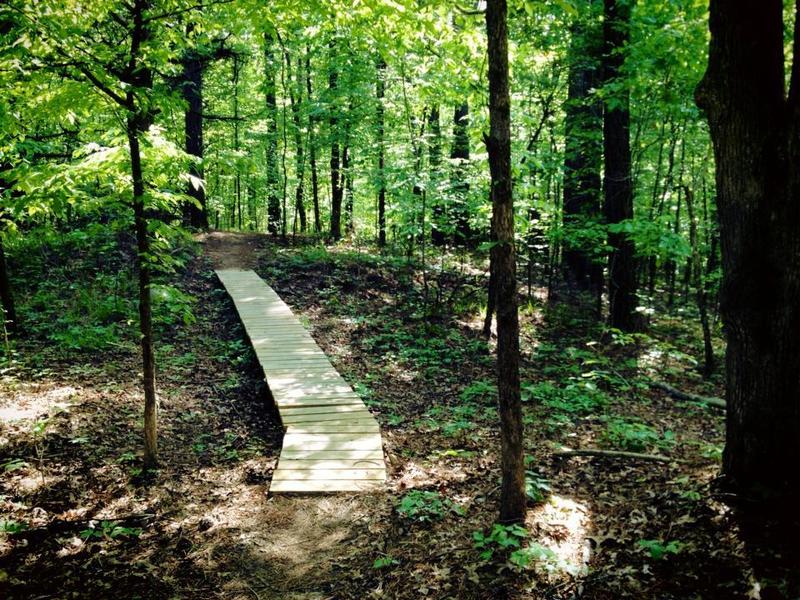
[274,396,366,409]
[275,458,385,470]
[279,449,384,460]
[281,437,383,452]
[281,411,373,424]
[281,403,371,416]
[272,468,386,481]
[254,346,324,355]
[270,386,356,400]
[268,375,351,388]
[261,364,335,374]
[283,418,376,429]
[251,338,320,347]
[269,479,383,493]
[274,395,364,409]
[286,423,380,434]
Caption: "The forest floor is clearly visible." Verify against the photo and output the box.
[1,231,798,599]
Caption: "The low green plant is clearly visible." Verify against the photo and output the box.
[1,458,27,472]
[522,381,609,415]
[397,490,464,522]
[473,524,557,571]
[601,417,675,453]
[0,519,28,534]
[524,458,551,504]
[638,538,683,560]
[80,520,142,541]
[473,523,529,561]
[372,555,399,569]
[460,380,497,404]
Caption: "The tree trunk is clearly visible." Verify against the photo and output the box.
[125,0,157,469]
[683,185,715,377]
[287,53,307,233]
[129,124,157,469]
[232,56,242,230]
[451,103,471,246]
[696,0,800,495]
[329,41,343,241]
[485,0,526,525]
[602,0,638,331]
[181,46,208,230]
[264,33,281,235]
[307,47,321,234]
[562,4,603,296]
[429,105,446,247]
[376,56,387,247]
[0,233,16,335]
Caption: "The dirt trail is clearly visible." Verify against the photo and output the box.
[199,230,265,270]
[196,230,387,598]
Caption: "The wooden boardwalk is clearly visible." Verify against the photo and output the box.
[216,269,386,493]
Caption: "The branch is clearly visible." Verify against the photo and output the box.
[203,113,245,122]
[455,5,485,16]
[54,48,130,108]
[143,0,236,23]
[650,381,726,410]
[553,448,679,463]
[72,62,130,108]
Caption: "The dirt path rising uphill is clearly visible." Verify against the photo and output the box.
[199,230,266,270]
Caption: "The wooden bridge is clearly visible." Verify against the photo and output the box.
[216,269,386,493]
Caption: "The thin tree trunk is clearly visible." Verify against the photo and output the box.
[287,52,307,233]
[683,185,715,377]
[125,0,157,468]
[279,52,290,238]
[265,33,281,235]
[0,234,16,334]
[485,0,525,525]
[343,143,354,234]
[232,56,242,230]
[329,41,343,241]
[602,0,638,331]
[376,56,387,247]
[451,103,471,246]
[306,47,321,234]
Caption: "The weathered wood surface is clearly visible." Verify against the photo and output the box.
[216,269,386,493]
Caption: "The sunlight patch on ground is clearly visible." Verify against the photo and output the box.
[0,384,77,423]
[637,347,665,370]
[395,459,468,489]
[528,494,592,576]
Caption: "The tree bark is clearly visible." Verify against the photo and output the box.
[562,5,603,297]
[485,0,526,525]
[0,232,16,335]
[181,44,209,230]
[232,55,242,230]
[306,47,321,235]
[329,41,343,241]
[683,185,715,377]
[126,0,157,469]
[376,56,387,247]
[343,143,353,234]
[264,33,281,235]
[696,0,800,495]
[451,103,471,246]
[429,105,446,247]
[287,52,307,233]
[602,0,638,331]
